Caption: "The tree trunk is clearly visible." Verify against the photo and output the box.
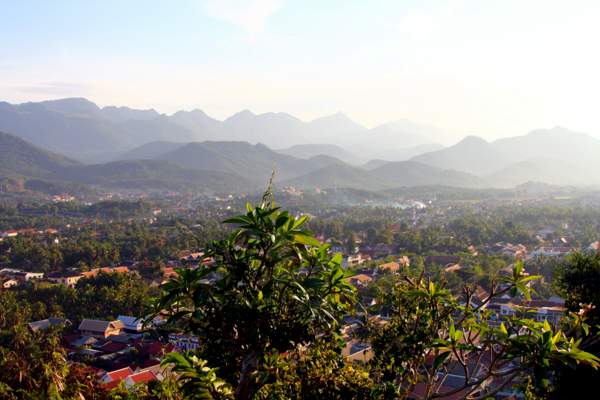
[236,350,259,400]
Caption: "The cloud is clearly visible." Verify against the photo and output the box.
[202,0,282,34]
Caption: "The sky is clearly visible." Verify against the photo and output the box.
[2,0,600,141]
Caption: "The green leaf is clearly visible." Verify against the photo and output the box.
[499,322,508,335]
[293,234,321,247]
[433,351,451,370]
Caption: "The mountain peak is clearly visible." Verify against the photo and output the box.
[229,109,255,118]
[308,112,364,131]
[456,135,489,146]
[35,97,101,116]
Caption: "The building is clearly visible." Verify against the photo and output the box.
[0,230,18,238]
[0,269,44,282]
[78,319,124,338]
[487,298,565,328]
[346,253,371,268]
[99,367,134,389]
[529,247,572,258]
[124,370,158,389]
[342,340,372,363]
[2,279,18,289]
[168,333,200,351]
[47,272,83,287]
[587,241,600,253]
[378,261,400,273]
[117,315,144,333]
[82,266,130,279]
[28,317,71,332]
[346,273,373,288]
[13,271,44,281]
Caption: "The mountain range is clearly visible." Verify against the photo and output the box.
[0,98,443,163]
[2,97,600,193]
[0,130,481,194]
[411,127,600,187]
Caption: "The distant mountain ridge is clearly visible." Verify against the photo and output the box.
[0,98,445,163]
[0,131,482,193]
[411,127,600,187]
[0,131,80,178]
[0,131,251,193]
[3,97,600,189]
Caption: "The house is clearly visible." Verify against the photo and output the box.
[536,227,555,240]
[342,340,372,363]
[162,267,179,283]
[124,370,158,389]
[444,263,463,273]
[346,253,371,268]
[13,271,44,282]
[168,333,200,351]
[0,230,18,238]
[587,241,600,253]
[28,317,71,332]
[117,315,144,333]
[2,279,18,289]
[346,273,373,287]
[494,243,528,259]
[0,269,44,282]
[78,319,124,338]
[98,341,129,354]
[47,272,83,287]
[378,261,400,273]
[70,335,99,348]
[470,286,491,308]
[82,266,130,279]
[99,367,134,388]
[399,255,411,267]
[529,247,572,258]
[179,251,204,262]
[486,297,565,327]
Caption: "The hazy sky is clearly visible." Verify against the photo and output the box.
[2,0,600,140]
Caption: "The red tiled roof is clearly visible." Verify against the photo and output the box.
[103,367,133,383]
[127,370,157,384]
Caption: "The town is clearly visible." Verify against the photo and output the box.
[2,187,599,398]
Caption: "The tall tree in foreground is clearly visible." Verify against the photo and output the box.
[153,191,355,399]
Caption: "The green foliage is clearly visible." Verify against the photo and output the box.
[366,263,599,399]
[154,199,356,398]
[549,252,600,398]
[162,352,233,399]
[255,340,376,399]
[0,326,103,400]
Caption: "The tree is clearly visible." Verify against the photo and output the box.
[0,326,105,400]
[551,252,600,398]
[153,194,355,399]
[365,262,600,399]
